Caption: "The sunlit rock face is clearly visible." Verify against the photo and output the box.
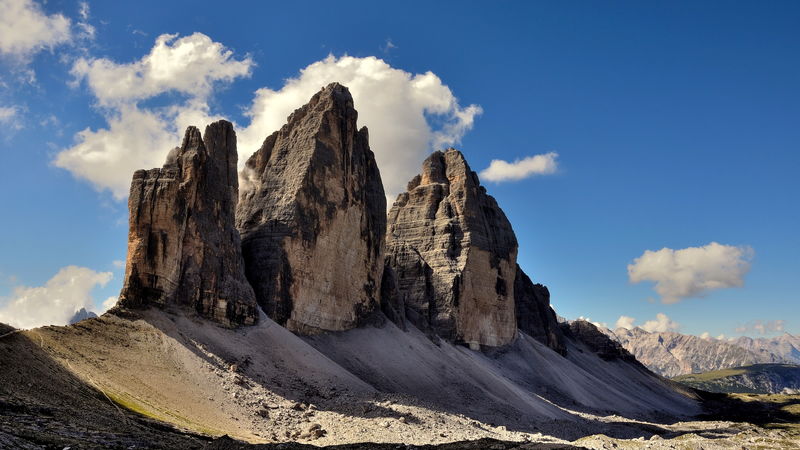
[118,121,258,327]
[236,83,387,334]
[386,149,518,348]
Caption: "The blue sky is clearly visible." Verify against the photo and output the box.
[0,0,797,337]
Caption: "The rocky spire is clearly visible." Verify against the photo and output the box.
[386,149,518,348]
[118,121,258,327]
[236,83,387,334]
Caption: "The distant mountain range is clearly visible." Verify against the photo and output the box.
[601,327,800,378]
[673,363,800,394]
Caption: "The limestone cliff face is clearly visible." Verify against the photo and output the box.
[118,121,258,327]
[236,83,387,334]
[514,265,566,355]
[386,149,518,348]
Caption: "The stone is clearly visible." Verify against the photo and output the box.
[117,121,258,327]
[386,149,518,348]
[236,82,386,334]
[513,265,566,355]
[563,320,640,364]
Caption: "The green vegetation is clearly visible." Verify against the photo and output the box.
[105,390,224,437]
[699,391,800,432]
[673,363,800,394]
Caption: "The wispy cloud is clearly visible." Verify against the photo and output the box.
[735,319,785,335]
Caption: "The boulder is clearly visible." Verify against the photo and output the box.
[118,121,258,327]
[236,83,386,333]
[386,149,518,348]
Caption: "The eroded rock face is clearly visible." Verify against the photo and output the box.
[514,265,566,355]
[118,121,258,327]
[386,149,518,348]
[236,83,387,334]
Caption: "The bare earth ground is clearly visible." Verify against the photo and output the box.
[1,310,798,449]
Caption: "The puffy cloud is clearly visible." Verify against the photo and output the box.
[69,33,253,107]
[615,315,636,330]
[614,312,680,333]
[735,320,786,335]
[237,54,482,200]
[0,266,113,329]
[56,44,480,202]
[699,331,711,340]
[627,242,753,304]
[479,152,558,183]
[0,0,71,59]
[641,313,680,333]
[55,33,254,199]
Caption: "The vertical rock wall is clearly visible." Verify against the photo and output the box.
[386,149,518,348]
[236,83,387,334]
[118,121,258,327]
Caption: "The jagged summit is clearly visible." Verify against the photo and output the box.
[236,82,387,334]
[386,148,518,348]
[117,120,258,327]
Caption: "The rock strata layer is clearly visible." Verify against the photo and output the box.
[236,83,387,334]
[514,265,567,355]
[386,149,518,348]
[118,121,258,327]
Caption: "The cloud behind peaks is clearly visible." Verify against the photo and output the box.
[0,266,113,329]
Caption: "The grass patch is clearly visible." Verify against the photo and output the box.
[104,390,224,437]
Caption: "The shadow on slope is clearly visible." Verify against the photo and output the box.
[0,327,208,448]
[2,309,742,445]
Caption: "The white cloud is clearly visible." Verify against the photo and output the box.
[55,43,481,202]
[0,266,113,329]
[716,334,726,340]
[479,152,558,183]
[628,242,753,304]
[238,54,482,200]
[615,315,636,330]
[700,331,711,340]
[112,260,125,269]
[69,32,253,107]
[641,312,680,333]
[614,312,680,333]
[735,320,785,335]
[0,0,71,60]
[54,33,254,199]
